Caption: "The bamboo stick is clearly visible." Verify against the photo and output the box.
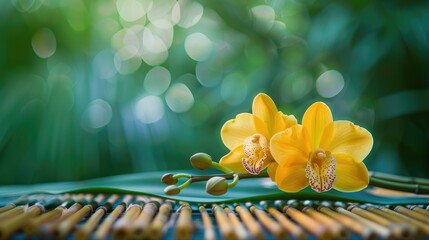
[224,207,248,240]
[0,205,26,222]
[148,202,173,240]
[199,206,215,240]
[365,206,418,237]
[175,203,193,240]
[112,196,145,240]
[303,207,347,239]
[336,207,391,238]
[0,204,44,240]
[394,205,429,224]
[75,194,119,240]
[283,205,328,239]
[250,205,285,239]
[131,201,160,239]
[235,205,264,240]
[378,206,429,235]
[94,195,133,240]
[348,205,411,239]
[212,205,235,240]
[267,206,306,240]
[318,206,373,239]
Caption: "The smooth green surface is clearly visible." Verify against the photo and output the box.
[1,171,429,205]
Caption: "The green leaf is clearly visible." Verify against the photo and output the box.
[1,170,429,205]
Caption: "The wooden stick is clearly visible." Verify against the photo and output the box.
[409,206,429,217]
[336,207,391,239]
[348,205,410,239]
[0,205,26,222]
[24,205,66,236]
[318,206,373,239]
[365,206,418,238]
[94,195,133,240]
[378,206,429,235]
[54,204,94,239]
[148,202,173,240]
[303,207,347,239]
[199,206,215,240]
[0,205,15,214]
[212,205,235,240]
[131,201,160,239]
[75,194,119,240]
[283,205,328,239]
[250,205,285,239]
[234,205,264,240]
[394,206,429,224]
[175,203,193,240]
[0,195,29,214]
[224,207,248,240]
[0,204,44,240]
[267,206,306,240]
[112,196,145,240]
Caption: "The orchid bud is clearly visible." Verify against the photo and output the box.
[190,153,213,170]
[206,176,228,196]
[164,185,181,196]
[161,173,178,185]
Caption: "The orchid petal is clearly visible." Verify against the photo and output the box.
[252,93,278,135]
[219,145,247,173]
[321,121,373,162]
[275,160,308,192]
[267,162,278,182]
[270,125,311,165]
[333,153,369,192]
[221,113,268,150]
[273,111,297,134]
[303,102,333,149]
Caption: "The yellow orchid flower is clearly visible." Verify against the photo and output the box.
[270,102,373,192]
[219,93,297,178]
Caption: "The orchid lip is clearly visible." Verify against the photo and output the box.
[305,148,336,192]
[242,134,269,175]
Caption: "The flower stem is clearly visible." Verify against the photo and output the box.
[191,172,268,183]
[178,179,192,190]
[227,174,239,188]
[173,173,191,179]
[210,162,234,174]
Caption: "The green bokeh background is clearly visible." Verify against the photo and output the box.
[0,0,428,185]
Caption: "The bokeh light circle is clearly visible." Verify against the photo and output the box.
[184,32,213,61]
[82,99,113,131]
[144,66,171,95]
[316,70,345,98]
[32,28,57,59]
[135,96,165,123]
[165,83,194,113]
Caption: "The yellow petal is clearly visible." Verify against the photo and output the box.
[221,113,268,150]
[267,162,278,182]
[321,121,373,162]
[333,153,369,192]
[303,102,333,149]
[252,93,278,135]
[273,112,297,134]
[219,145,247,173]
[275,160,308,192]
[270,125,311,165]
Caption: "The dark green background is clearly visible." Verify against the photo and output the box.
[1,0,428,184]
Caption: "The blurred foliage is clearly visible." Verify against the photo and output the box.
[0,0,428,184]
